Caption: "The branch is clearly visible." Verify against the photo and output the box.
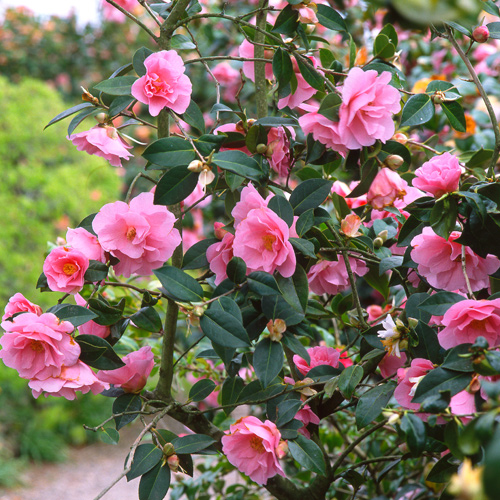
[104,0,158,41]
[255,0,269,119]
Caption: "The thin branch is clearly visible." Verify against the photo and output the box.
[126,172,158,203]
[104,0,158,41]
[102,280,163,297]
[461,245,475,299]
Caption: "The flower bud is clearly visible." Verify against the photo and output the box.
[163,443,175,457]
[214,222,227,240]
[392,132,408,144]
[377,229,388,243]
[188,160,204,172]
[384,154,404,170]
[267,319,286,342]
[408,317,419,329]
[95,112,108,124]
[256,143,268,155]
[431,91,446,104]
[246,119,256,127]
[193,305,205,317]
[473,25,489,43]
[276,440,288,459]
[167,454,180,472]
[373,236,384,248]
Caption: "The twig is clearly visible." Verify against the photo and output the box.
[104,0,158,41]
[102,280,163,297]
[126,172,158,203]
[461,245,475,299]
[137,0,163,27]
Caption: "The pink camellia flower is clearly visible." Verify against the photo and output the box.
[340,214,363,237]
[293,346,341,376]
[92,192,181,278]
[395,358,476,419]
[292,3,318,23]
[43,246,89,295]
[211,62,241,101]
[2,293,42,321]
[438,299,500,349]
[232,184,272,227]
[299,103,346,152]
[75,294,110,339]
[232,207,296,277]
[371,185,425,222]
[307,257,368,296]
[131,50,192,116]
[367,168,407,210]
[295,405,320,438]
[331,180,367,209]
[278,57,319,110]
[267,127,295,178]
[97,346,155,392]
[69,125,133,168]
[207,231,235,286]
[221,416,286,485]
[29,361,108,400]
[0,312,79,380]
[378,351,407,379]
[412,152,462,198]
[238,39,274,81]
[66,227,107,263]
[101,0,137,23]
[411,227,500,293]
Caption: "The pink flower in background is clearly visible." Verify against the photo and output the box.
[69,125,133,167]
[97,346,154,392]
[43,246,89,294]
[411,227,500,293]
[239,40,274,81]
[278,57,319,110]
[183,182,212,209]
[75,294,110,339]
[131,51,192,116]
[292,4,318,23]
[379,352,407,379]
[367,169,407,210]
[207,231,235,285]
[307,258,368,296]
[101,0,137,23]
[331,181,367,209]
[293,346,341,376]
[267,127,295,178]
[438,299,500,349]
[211,62,241,101]
[370,185,425,221]
[221,416,286,485]
[0,313,79,380]
[29,361,108,400]
[412,152,462,198]
[295,405,320,438]
[93,192,181,278]
[66,227,107,263]
[2,293,42,321]
[232,184,271,226]
[233,207,296,277]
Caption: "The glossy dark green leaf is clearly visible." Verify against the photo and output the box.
[247,272,281,296]
[45,103,93,130]
[410,321,443,365]
[94,75,138,96]
[132,47,153,77]
[189,379,216,402]
[418,292,467,316]
[295,56,324,91]
[355,381,396,429]
[253,338,284,388]
[127,443,163,481]
[289,178,332,214]
[48,304,97,327]
[154,265,204,303]
[276,399,302,427]
[338,364,363,400]
[347,158,378,198]
[226,257,247,284]
[268,195,294,227]
[77,334,125,370]
[88,297,124,326]
[273,48,293,92]
[138,462,170,500]
[130,307,162,333]
[143,137,195,168]
[486,21,500,38]
[430,197,458,239]
[426,80,461,100]
[262,295,304,326]
[316,4,346,31]
[99,426,120,445]
[289,237,316,259]
[182,238,217,270]
[271,4,299,34]
[288,434,326,475]
[400,94,434,127]
[318,93,341,121]
[380,23,398,46]
[171,434,216,454]
[154,166,198,205]
[182,100,205,135]
[281,332,310,364]
[212,150,265,182]
[373,33,395,59]
[220,375,244,415]
[295,209,315,237]
[170,33,196,49]
[413,368,471,404]
[200,309,250,348]
[84,260,109,282]
[401,413,426,456]
[67,107,100,136]
[440,99,466,132]
[426,453,458,483]
[113,393,142,430]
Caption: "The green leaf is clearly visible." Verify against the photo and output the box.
[143,137,195,168]
[154,166,198,205]
[154,265,204,303]
[289,237,316,259]
[400,94,435,127]
[268,195,294,227]
[440,99,466,132]
[318,93,342,121]
[373,33,395,59]
[379,256,403,275]
[273,48,293,93]
[295,56,324,91]
[226,257,247,284]
[247,272,281,295]
[212,150,265,182]
[338,364,364,399]
[171,434,216,454]
[483,1,500,17]
[410,321,443,365]
[418,292,467,316]
[138,462,170,500]
[276,399,302,427]
[487,21,500,39]
[88,297,124,326]
[445,21,472,37]
[288,434,326,475]
[170,34,196,50]
[282,332,310,363]
[289,178,333,214]
[254,117,299,127]
[127,443,163,481]
[426,80,461,100]
[84,260,109,282]
[401,413,426,456]
[220,376,244,415]
[355,381,396,429]
[200,309,251,348]
[133,47,153,77]
[99,426,120,445]
[442,344,474,372]
[113,394,142,430]
[278,265,309,312]
[262,295,305,326]
[397,214,425,247]
[380,23,398,46]
[347,158,378,198]
[182,238,217,270]
[296,209,315,237]
[316,4,346,31]
[67,107,100,136]
[426,453,459,483]
[253,338,284,388]
[182,100,205,135]
[430,197,458,239]
[483,427,500,498]
[130,307,162,333]
[189,379,216,402]
[271,4,299,35]
[45,103,93,130]
[94,76,138,96]
[47,304,97,327]
[76,334,125,370]
[412,368,471,404]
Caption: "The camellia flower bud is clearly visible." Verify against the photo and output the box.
[472,25,489,43]
[193,305,205,317]
[377,229,389,243]
[95,112,108,124]
[276,440,288,459]
[392,132,408,144]
[163,443,175,457]
[373,236,384,248]
[256,143,268,155]
[167,454,180,472]
[431,91,446,104]
[384,154,404,170]
[188,160,204,172]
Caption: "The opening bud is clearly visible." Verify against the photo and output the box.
[95,112,108,124]
[392,132,408,144]
[472,25,489,43]
[267,319,286,341]
[408,317,419,329]
[384,154,404,170]
[377,229,388,242]
[199,166,215,187]
[188,160,204,172]
[167,454,180,473]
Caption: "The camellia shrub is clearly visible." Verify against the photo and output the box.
[4,0,500,499]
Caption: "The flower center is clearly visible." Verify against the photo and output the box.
[469,319,487,330]
[249,436,265,453]
[30,340,44,352]
[126,227,137,241]
[262,234,276,251]
[62,263,77,276]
